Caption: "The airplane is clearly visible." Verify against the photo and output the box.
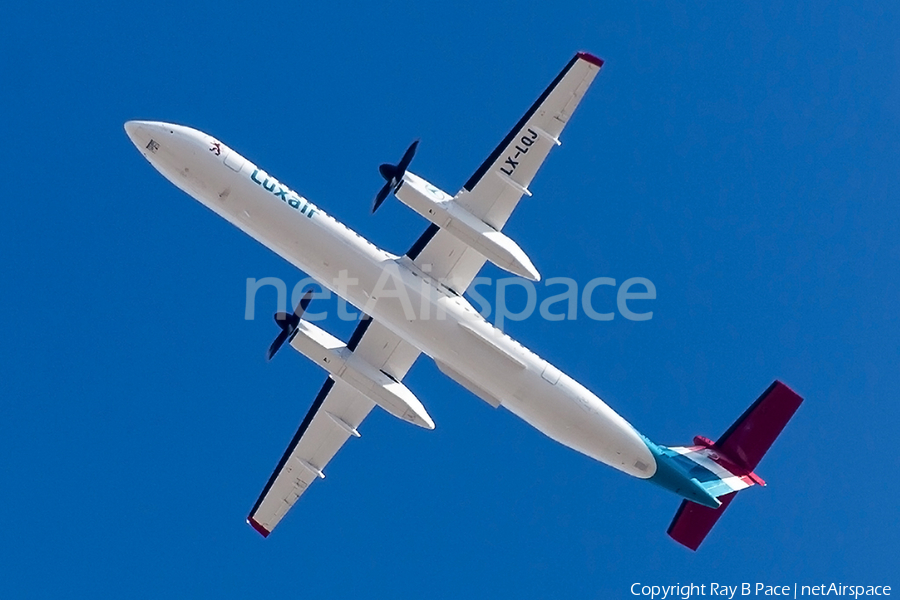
[124,51,803,550]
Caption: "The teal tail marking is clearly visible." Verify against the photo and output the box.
[641,437,722,509]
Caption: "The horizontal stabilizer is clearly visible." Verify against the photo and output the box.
[668,493,737,551]
[666,380,803,550]
[716,381,803,471]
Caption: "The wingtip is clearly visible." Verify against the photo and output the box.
[247,517,271,538]
[576,51,604,67]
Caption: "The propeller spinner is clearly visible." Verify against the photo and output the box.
[266,289,315,361]
[372,140,418,213]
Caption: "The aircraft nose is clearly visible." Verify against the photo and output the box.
[124,120,173,150]
[123,120,140,138]
[124,120,153,150]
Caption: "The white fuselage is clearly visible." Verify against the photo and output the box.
[125,121,657,480]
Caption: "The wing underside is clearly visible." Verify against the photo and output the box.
[408,52,604,293]
[248,317,420,536]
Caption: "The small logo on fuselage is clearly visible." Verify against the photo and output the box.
[250,169,317,218]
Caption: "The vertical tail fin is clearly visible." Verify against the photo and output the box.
[667,381,803,550]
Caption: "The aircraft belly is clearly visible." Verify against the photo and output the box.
[359,284,657,479]
[152,139,656,480]
[501,378,657,479]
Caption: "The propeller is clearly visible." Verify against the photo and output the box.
[372,139,419,213]
[266,289,315,361]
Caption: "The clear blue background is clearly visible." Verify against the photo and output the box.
[1,2,897,597]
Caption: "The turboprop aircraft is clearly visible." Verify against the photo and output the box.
[124,52,802,550]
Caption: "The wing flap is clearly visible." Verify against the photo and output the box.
[355,318,421,379]
[406,231,487,294]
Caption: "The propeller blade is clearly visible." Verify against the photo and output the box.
[268,289,315,360]
[372,182,392,213]
[396,139,419,174]
[372,140,419,214]
[295,288,314,316]
[266,329,290,361]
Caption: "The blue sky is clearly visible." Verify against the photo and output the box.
[2,1,898,597]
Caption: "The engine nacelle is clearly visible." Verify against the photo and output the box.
[396,172,540,281]
[289,320,434,429]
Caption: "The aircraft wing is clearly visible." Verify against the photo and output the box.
[247,317,420,536]
[407,52,604,293]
